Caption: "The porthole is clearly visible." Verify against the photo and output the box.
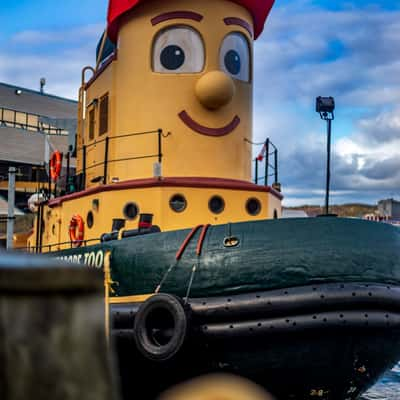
[209,196,225,214]
[246,198,261,216]
[170,194,187,213]
[123,202,139,220]
[87,211,94,229]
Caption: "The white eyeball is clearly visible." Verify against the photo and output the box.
[220,32,251,82]
[153,26,205,73]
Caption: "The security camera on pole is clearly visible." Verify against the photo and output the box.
[316,96,335,216]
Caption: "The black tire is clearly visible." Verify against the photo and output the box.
[133,294,188,362]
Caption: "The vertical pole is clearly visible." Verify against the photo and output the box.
[274,148,278,185]
[264,139,270,186]
[325,119,332,215]
[158,129,162,164]
[103,137,109,185]
[6,167,16,250]
[254,159,258,184]
[66,151,70,193]
[48,165,52,199]
[82,145,87,189]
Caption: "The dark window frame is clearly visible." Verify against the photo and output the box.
[99,93,109,136]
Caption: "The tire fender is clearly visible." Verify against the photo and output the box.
[133,294,188,362]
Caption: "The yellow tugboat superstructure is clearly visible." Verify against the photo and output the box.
[29,0,282,251]
[23,2,400,400]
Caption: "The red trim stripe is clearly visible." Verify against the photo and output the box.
[48,177,283,208]
[151,11,203,26]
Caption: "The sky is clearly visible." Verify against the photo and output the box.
[0,0,399,207]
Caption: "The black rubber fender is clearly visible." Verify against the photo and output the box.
[133,293,188,362]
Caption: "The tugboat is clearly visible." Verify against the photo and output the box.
[27,0,400,399]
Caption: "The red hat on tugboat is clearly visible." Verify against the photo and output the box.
[107,0,275,43]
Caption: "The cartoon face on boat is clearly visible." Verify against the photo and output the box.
[107,0,273,138]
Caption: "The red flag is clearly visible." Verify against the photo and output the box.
[107,0,275,43]
[257,143,267,162]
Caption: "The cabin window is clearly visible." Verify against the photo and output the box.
[99,94,109,136]
[123,202,139,220]
[88,108,95,140]
[170,194,187,213]
[274,209,278,219]
[209,196,225,215]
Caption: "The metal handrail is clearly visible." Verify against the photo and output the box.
[16,238,102,253]
[0,106,68,135]
[252,138,279,187]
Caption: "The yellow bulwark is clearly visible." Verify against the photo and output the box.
[28,0,282,252]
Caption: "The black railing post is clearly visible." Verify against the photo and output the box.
[254,158,258,184]
[158,129,163,164]
[103,137,109,185]
[82,145,87,189]
[48,164,51,199]
[264,139,270,186]
[66,151,71,193]
[274,148,278,185]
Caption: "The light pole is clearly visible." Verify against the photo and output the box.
[316,96,335,216]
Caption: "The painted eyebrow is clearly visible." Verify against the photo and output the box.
[224,17,253,37]
[151,11,204,26]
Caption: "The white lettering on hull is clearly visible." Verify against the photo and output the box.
[56,250,105,269]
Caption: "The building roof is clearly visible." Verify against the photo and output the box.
[0,82,77,118]
[0,127,71,165]
[282,209,309,218]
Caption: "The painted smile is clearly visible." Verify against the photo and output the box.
[179,111,241,137]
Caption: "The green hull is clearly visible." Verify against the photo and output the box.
[52,217,400,399]
[55,217,400,298]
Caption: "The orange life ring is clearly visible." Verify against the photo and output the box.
[50,151,62,181]
[69,214,85,247]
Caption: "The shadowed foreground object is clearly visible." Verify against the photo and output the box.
[0,252,120,400]
[158,374,275,400]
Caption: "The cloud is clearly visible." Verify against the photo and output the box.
[0,25,103,99]
[1,2,399,206]
[11,24,103,46]
[252,3,400,205]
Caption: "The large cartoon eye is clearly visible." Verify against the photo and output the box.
[153,26,205,73]
[220,33,251,82]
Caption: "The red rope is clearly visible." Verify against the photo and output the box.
[175,225,203,260]
[196,224,210,256]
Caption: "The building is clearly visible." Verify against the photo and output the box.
[0,81,77,246]
[378,199,400,219]
[282,209,309,218]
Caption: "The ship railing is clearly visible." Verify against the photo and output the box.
[247,138,280,190]
[74,128,164,188]
[16,238,102,254]
[0,107,68,135]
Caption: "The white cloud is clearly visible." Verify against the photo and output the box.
[252,4,400,205]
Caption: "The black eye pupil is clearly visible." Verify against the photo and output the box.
[160,45,185,70]
[224,50,241,75]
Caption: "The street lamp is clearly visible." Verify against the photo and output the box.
[316,96,335,216]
